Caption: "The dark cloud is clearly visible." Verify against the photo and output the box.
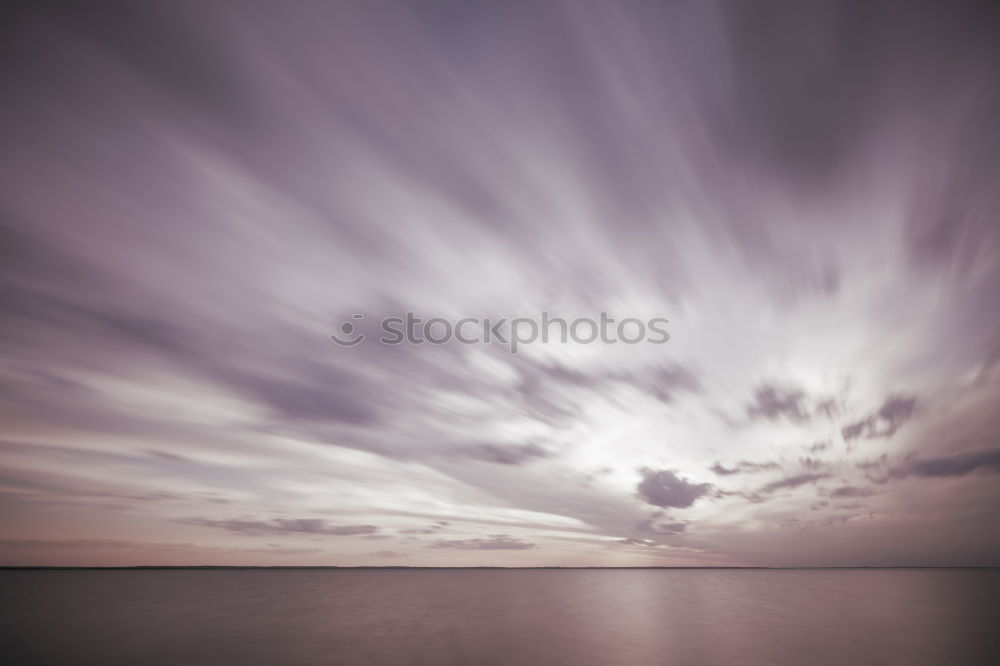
[760,473,828,495]
[710,462,739,476]
[399,523,447,535]
[799,457,825,470]
[745,385,809,423]
[639,365,703,404]
[217,365,380,427]
[814,401,839,419]
[841,396,917,441]
[841,421,868,441]
[897,449,1000,479]
[878,397,918,430]
[829,486,874,499]
[509,358,701,418]
[180,518,377,537]
[780,513,858,531]
[710,460,781,476]
[637,469,712,509]
[429,535,535,550]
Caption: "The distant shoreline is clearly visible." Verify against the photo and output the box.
[3,565,998,570]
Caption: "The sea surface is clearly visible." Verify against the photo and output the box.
[2,568,998,665]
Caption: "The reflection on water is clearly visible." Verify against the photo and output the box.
[2,569,998,665]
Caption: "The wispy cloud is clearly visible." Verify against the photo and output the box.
[180,518,378,537]
[430,536,536,551]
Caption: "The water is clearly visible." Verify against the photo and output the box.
[2,569,997,665]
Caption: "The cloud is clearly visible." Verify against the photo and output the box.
[217,366,380,427]
[878,397,918,430]
[745,385,810,423]
[799,457,825,470]
[636,519,687,535]
[636,364,703,403]
[842,396,917,441]
[463,443,550,465]
[370,550,407,558]
[399,522,448,535]
[829,486,874,499]
[0,538,183,550]
[509,359,701,416]
[898,449,1000,479]
[841,421,868,441]
[710,460,781,476]
[0,538,327,557]
[637,469,712,508]
[180,518,378,537]
[429,535,535,550]
[759,473,828,495]
[145,449,190,461]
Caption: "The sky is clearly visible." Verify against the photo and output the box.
[1,0,999,567]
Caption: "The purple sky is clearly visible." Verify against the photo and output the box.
[2,1,1000,567]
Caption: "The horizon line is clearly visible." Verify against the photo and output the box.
[3,565,998,571]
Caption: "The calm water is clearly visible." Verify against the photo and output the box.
[2,569,998,665]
